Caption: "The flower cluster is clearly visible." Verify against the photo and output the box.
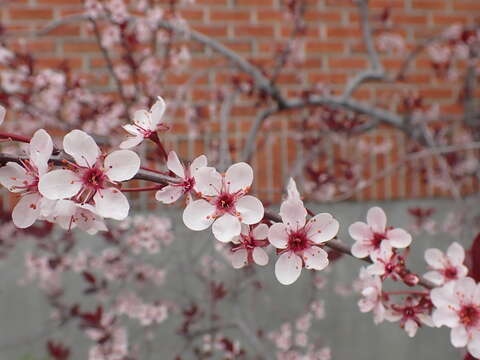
[0,125,140,232]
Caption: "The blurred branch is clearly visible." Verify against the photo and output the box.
[332,141,480,202]
[342,0,384,99]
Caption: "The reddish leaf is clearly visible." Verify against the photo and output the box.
[468,233,480,282]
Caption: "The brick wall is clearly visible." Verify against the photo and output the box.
[0,0,479,204]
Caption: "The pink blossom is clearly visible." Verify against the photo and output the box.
[385,297,434,337]
[156,151,207,204]
[424,242,468,286]
[268,180,339,285]
[357,268,386,324]
[230,223,269,268]
[0,129,55,228]
[120,97,168,149]
[183,162,264,243]
[38,130,140,220]
[349,207,412,260]
[431,277,480,358]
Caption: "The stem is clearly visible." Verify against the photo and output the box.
[120,185,164,192]
[0,131,31,144]
[385,290,429,296]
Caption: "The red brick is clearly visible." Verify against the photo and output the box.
[9,8,53,20]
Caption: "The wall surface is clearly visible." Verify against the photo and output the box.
[0,0,478,204]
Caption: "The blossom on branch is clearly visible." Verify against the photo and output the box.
[155,151,207,204]
[431,277,480,358]
[349,207,412,260]
[423,242,468,286]
[356,268,386,324]
[0,129,54,228]
[120,97,168,149]
[230,223,270,269]
[182,162,264,243]
[385,297,434,337]
[268,179,339,285]
[38,130,140,220]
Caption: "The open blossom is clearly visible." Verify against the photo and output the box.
[357,268,386,324]
[120,96,168,149]
[385,297,434,337]
[349,207,412,260]
[268,180,339,285]
[155,151,206,204]
[0,129,54,228]
[423,242,468,286]
[182,162,264,243]
[38,130,140,220]
[47,200,107,235]
[366,242,406,282]
[431,278,480,358]
[230,223,269,269]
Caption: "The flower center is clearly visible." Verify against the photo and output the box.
[459,305,480,327]
[216,193,234,212]
[403,307,415,318]
[288,231,310,252]
[444,266,458,280]
[371,232,387,249]
[182,177,195,193]
[82,167,106,190]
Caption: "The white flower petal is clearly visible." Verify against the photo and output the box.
[193,167,222,196]
[94,188,129,220]
[182,199,215,231]
[122,124,142,136]
[104,150,140,182]
[150,96,166,126]
[166,151,185,178]
[155,185,184,204]
[303,246,329,270]
[189,155,207,175]
[450,326,468,347]
[236,195,264,225]
[12,193,41,228]
[423,271,444,286]
[119,135,144,149]
[404,319,418,337]
[425,248,445,268]
[0,162,28,192]
[133,109,152,129]
[351,242,371,259]
[307,213,339,243]
[38,170,81,200]
[467,333,480,358]
[212,213,241,243]
[275,251,302,285]
[252,247,269,266]
[386,228,412,248]
[279,199,306,230]
[252,223,269,240]
[63,130,100,167]
[268,223,289,249]
[447,242,465,266]
[286,178,301,200]
[231,249,248,269]
[430,282,458,309]
[367,207,387,233]
[348,221,373,241]
[29,129,53,175]
[225,162,253,193]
